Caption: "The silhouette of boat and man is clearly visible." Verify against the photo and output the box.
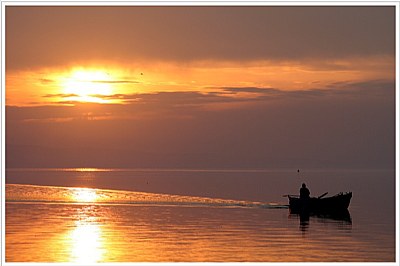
[285,182,353,229]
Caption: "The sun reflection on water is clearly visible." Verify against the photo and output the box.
[70,221,104,263]
[72,168,111,172]
[68,205,105,264]
[72,188,99,203]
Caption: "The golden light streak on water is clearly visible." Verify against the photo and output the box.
[69,221,104,263]
[71,187,99,202]
[72,168,110,172]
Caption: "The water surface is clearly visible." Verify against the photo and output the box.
[5,168,396,262]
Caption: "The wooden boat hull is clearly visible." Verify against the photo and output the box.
[288,192,352,214]
[289,209,352,223]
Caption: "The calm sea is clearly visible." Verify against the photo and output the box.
[5,168,396,262]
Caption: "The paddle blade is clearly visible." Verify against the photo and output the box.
[318,192,328,199]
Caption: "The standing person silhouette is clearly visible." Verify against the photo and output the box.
[300,183,310,199]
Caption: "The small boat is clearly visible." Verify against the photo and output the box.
[288,192,352,214]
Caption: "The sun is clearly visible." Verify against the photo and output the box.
[62,69,114,103]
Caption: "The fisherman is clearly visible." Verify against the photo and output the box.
[300,183,310,199]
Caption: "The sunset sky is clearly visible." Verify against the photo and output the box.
[5,6,395,169]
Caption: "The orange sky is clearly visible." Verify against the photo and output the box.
[6,55,394,106]
[6,6,395,106]
[5,6,396,169]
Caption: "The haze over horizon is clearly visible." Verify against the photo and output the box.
[5,6,395,170]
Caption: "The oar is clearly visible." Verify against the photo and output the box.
[282,194,299,198]
[318,192,328,199]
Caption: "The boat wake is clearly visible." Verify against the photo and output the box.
[6,184,288,209]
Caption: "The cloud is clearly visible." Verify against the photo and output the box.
[43,93,79,98]
[39,78,54,84]
[215,79,395,99]
[7,78,387,126]
[221,87,280,94]
[91,80,139,84]
[6,78,395,169]
[134,91,239,105]
[89,94,140,100]
[35,79,395,111]
[7,77,395,170]
[326,79,395,91]
[44,91,248,106]
[6,6,395,70]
